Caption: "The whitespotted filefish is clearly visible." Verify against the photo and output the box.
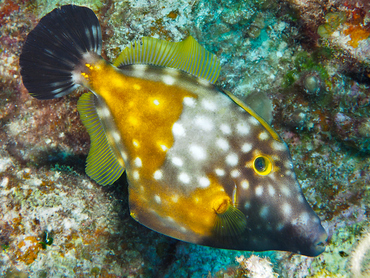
[19,5,327,256]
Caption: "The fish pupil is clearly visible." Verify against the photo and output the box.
[254,157,266,172]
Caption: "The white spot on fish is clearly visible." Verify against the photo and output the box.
[268,184,275,196]
[241,180,249,190]
[189,144,207,160]
[296,212,309,226]
[198,177,210,188]
[153,99,160,105]
[249,117,259,126]
[112,131,121,142]
[215,168,225,176]
[163,75,175,85]
[160,145,168,151]
[179,172,190,184]
[268,172,276,181]
[171,157,183,167]
[284,160,293,169]
[195,115,214,131]
[172,122,185,136]
[230,169,240,178]
[201,99,217,111]
[154,170,163,180]
[236,122,250,135]
[132,64,147,77]
[98,107,110,118]
[120,151,128,161]
[282,203,291,217]
[183,97,196,107]
[280,185,291,196]
[133,140,139,147]
[216,138,229,151]
[241,143,252,153]
[166,216,175,223]
[197,78,210,86]
[171,195,179,202]
[220,124,231,134]
[255,185,263,196]
[259,131,269,140]
[133,170,140,180]
[297,195,304,203]
[272,141,286,151]
[226,153,238,166]
[154,194,161,204]
[134,157,142,167]
[133,64,146,70]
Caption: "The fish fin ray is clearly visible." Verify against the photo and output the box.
[113,36,221,84]
[213,205,247,238]
[77,92,125,185]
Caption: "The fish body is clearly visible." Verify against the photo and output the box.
[19,5,327,256]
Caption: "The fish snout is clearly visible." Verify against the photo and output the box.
[294,212,328,256]
[308,223,328,256]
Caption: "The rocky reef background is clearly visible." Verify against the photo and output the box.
[1,0,370,277]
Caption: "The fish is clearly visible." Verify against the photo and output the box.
[19,5,327,256]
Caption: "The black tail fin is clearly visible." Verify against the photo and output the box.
[19,5,102,99]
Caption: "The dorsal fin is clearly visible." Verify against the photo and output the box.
[113,36,221,84]
[77,92,125,185]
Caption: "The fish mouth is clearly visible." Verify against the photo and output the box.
[311,230,328,256]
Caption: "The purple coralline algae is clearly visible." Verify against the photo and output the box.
[1,0,370,277]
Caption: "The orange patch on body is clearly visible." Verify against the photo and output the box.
[85,60,196,179]
[129,174,230,237]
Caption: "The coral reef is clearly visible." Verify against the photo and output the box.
[235,255,278,278]
[290,0,370,77]
[1,0,370,277]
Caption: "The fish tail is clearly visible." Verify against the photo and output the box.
[19,5,102,99]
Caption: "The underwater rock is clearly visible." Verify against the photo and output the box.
[302,72,322,95]
[289,0,370,71]
[334,112,370,152]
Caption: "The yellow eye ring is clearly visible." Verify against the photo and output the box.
[253,155,272,175]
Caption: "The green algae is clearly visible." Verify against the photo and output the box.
[282,48,331,89]
[318,12,347,38]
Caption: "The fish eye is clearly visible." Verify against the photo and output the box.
[253,156,272,175]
